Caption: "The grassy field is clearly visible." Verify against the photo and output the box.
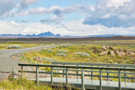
[18,41,135,84]
[21,40,135,64]
[0,78,77,90]
[1,40,135,89]
[0,78,52,90]
[0,41,39,49]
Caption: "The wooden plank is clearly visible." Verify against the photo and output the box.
[19,71,135,79]
[35,77,135,89]
[19,70,135,75]
[18,63,135,89]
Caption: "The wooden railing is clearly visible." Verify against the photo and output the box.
[52,62,135,68]
[18,63,135,90]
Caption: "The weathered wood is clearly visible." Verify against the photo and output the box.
[118,70,121,90]
[81,70,85,90]
[18,64,135,71]
[66,68,68,84]
[36,77,135,89]
[51,67,53,84]
[18,70,135,79]
[91,70,93,80]
[21,66,23,79]
[107,70,109,81]
[19,70,135,76]
[76,65,79,80]
[99,69,102,90]
[18,63,135,90]
[124,71,127,83]
[36,66,39,86]
[52,62,135,68]
[63,64,65,77]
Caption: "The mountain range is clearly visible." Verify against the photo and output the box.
[0,32,61,37]
[0,32,133,38]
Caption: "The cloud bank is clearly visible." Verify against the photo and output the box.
[0,0,135,36]
[0,20,135,36]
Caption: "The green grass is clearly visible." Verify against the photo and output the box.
[19,42,135,83]
[21,43,135,64]
[0,78,52,90]
[0,42,39,49]
[0,78,79,90]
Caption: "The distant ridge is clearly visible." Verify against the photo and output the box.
[0,32,61,37]
[0,32,134,38]
[63,34,122,38]
[87,34,121,37]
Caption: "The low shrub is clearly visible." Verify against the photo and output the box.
[74,52,90,57]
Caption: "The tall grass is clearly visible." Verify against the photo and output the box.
[0,78,79,90]
[0,78,52,90]
[21,44,135,64]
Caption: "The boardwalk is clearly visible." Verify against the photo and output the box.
[19,63,135,90]
[31,77,135,89]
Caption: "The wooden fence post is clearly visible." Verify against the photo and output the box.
[51,67,53,84]
[124,71,127,83]
[66,68,68,84]
[91,70,93,80]
[63,64,65,77]
[81,69,85,90]
[99,69,102,90]
[21,66,23,79]
[107,70,109,81]
[76,65,79,80]
[118,69,121,90]
[36,66,39,86]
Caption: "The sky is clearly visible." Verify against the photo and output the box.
[0,0,135,36]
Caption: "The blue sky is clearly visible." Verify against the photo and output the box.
[0,0,135,36]
[5,0,97,22]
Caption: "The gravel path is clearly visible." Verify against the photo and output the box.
[0,45,56,80]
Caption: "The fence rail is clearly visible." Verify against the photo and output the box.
[52,62,135,68]
[18,63,135,90]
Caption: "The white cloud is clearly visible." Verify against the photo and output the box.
[83,0,135,27]
[0,0,135,36]
[0,20,135,36]
[99,0,130,9]
[99,0,135,19]
[0,0,17,16]
[23,0,38,4]
[19,0,38,9]
[0,0,39,17]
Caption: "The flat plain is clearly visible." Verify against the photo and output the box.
[1,37,135,90]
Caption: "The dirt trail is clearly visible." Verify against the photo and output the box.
[0,45,56,80]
